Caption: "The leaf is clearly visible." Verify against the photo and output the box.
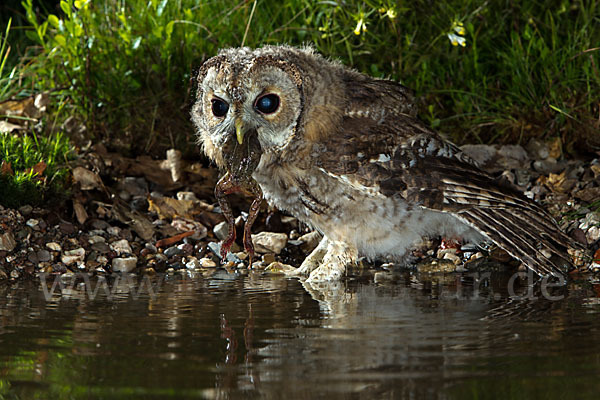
[54,34,67,47]
[24,161,47,177]
[48,14,60,29]
[60,1,71,17]
[1,161,13,176]
[72,166,103,190]
[148,196,200,220]
[73,199,88,224]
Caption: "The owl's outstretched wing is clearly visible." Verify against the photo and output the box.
[311,112,580,278]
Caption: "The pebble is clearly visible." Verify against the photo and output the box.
[526,138,550,160]
[110,239,132,255]
[213,221,229,241]
[112,256,138,273]
[437,247,457,259]
[26,219,40,230]
[164,246,182,257]
[199,257,217,267]
[262,253,276,264]
[587,226,600,244]
[46,242,62,251]
[88,235,106,244]
[185,257,201,269]
[107,226,121,236]
[90,219,110,231]
[443,252,461,265]
[36,249,51,263]
[61,248,85,265]
[18,205,33,216]
[145,243,157,253]
[264,261,296,274]
[0,232,16,252]
[251,232,288,254]
[91,242,111,253]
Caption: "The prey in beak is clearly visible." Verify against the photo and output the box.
[214,119,263,265]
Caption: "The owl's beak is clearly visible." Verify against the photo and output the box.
[235,119,244,145]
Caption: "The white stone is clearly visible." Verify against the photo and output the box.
[199,257,217,267]
[26,219,40,229]
[110,239,132,255]
[46,242,62,251]
[251,232,288,254]
[88,235,106,244]
[61,248,85,265]
[185,257,201,269]
[0,232,16,252]
[112,256,138,273]
[586,226,600,244]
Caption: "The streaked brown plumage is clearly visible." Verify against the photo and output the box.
[192,45,582,282]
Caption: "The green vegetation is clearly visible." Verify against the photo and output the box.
[0,0,598,206]
[0,131,72,207]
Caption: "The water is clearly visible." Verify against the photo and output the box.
[1,269,600,399]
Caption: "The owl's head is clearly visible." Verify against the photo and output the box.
[192,46,317,168]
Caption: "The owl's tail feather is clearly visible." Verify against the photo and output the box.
[460,207,579,278]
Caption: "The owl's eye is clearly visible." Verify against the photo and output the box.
[211,99,229,117]
[254,94,280,114]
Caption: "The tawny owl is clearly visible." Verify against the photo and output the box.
[191,45,583,283]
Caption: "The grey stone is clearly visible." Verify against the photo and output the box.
[213,221,229,241]
[0,232,16,252]
[112,256,138,273]
[164,246,182,257]
[18,205,33,216]
[37,249,51,263]
[526,138,550,160]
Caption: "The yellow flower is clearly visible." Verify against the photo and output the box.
[453,21,465,35]
[448,20,467,47]
[379,7,397,19]
[354,18,367,35]
[447,32,466,47]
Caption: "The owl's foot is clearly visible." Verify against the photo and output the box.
[287,237,329,277]
[305,239,358,283]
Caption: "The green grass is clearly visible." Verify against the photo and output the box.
[2,0,599,159]
[0,130,73,208]
[9,0,599,155]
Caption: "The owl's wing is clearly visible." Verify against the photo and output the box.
[312,113,580,278]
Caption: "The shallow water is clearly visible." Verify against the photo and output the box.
[1,269,600,399]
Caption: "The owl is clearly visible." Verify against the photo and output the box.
[191,45,583,283]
